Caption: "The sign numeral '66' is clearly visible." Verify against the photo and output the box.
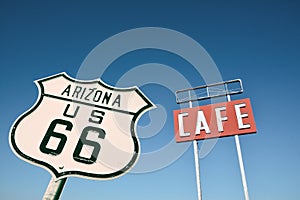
[40,119,105,165]
[39,103,106,165]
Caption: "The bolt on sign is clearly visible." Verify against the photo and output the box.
[9,73,155,180]
[174,98,256,142]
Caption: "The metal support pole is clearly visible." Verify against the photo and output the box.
[235,135,249,200]
[193,140,202,200]
[43,177,67,200]
[227,94,249,200]
[189,91,202,200]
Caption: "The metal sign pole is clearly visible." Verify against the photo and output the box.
[193,140,202,200]
[188,91,202,200]
[43,177,67,200]
[226,94,249,200]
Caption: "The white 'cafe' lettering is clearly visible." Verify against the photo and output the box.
[61,84,121,107]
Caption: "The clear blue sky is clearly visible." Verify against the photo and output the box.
[1,1,300,199]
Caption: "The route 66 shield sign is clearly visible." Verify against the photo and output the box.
[9,72,155,180]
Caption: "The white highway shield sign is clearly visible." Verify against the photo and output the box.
[10,73,155,180]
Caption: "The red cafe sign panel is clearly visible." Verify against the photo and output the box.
[173,98,256,142]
